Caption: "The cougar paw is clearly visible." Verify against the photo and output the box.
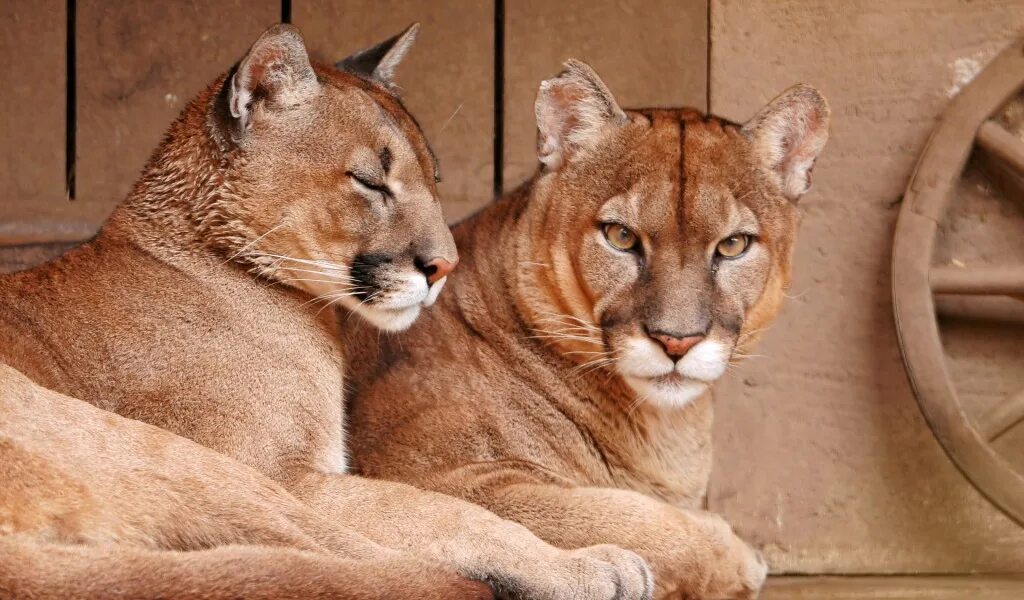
[484,544,652,600]
[697,516,767,600]
[569,544,654,600]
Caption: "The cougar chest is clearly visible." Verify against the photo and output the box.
[611,395,714,508]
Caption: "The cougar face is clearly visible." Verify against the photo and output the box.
[218,24,457,332]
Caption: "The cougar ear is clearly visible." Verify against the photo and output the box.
[535,59,627,170]
[335,23,419,89]
[742,84,830,202]
[229,24,319,135]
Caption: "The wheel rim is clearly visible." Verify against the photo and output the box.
[892,36,1024,527]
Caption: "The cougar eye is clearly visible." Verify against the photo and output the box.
[347,171,391,199]
[602,223,639,252]
[715,234,752,259]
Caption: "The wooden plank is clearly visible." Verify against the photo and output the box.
[708,0,1024,573]
[0,243,75,274]
[764,575,1024,600]
[294,1,494,223]
[503,0,707,191]
[75,0,279,232]
[0,1,84,244]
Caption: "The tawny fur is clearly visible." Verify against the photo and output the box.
[0,27,651,600]
[1,538,487,600]
[0,365,486,600]
[346,62,830,600]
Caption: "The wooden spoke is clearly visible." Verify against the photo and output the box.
[935,295,1024,324]
[930,265,1024,295]
[977,389,1024,442]
[977,120,1024,176]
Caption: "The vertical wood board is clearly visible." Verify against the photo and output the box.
[295,0,495,222]
[0,1,77,244]
[503,0,708,190]
[76,0,279,230]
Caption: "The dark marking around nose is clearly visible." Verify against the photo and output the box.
[350,253,392,299]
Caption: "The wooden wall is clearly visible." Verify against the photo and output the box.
[294,0,494,222]
[1,0,71,244]
[2,0,1023,578]
[501,0,707,189]
[708,0,1024,573]
[0,0,708,242]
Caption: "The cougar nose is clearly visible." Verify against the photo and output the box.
[651,331,705,361]
[417,257,458,285]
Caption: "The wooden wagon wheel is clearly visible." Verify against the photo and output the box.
[893,37,1024,527]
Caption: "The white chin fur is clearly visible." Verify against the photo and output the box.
[624,375,709,408]
[616,337,730,408]
[342,271,441,332]
[351,303,422,332]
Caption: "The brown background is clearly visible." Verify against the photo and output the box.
[2,0,1023,582]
